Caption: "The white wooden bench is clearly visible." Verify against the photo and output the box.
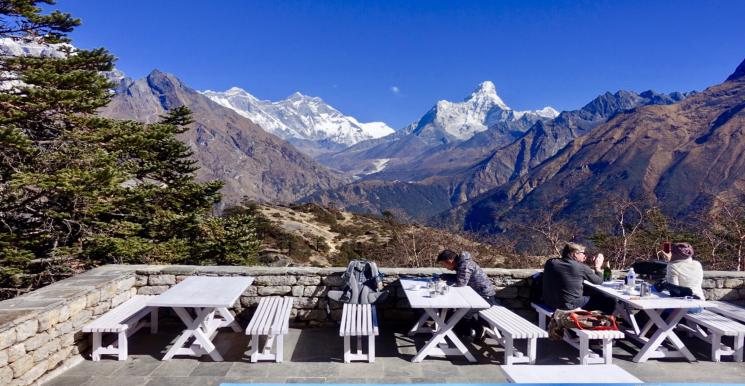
[501,364,642,383]
[679,309,745,362]
[82,295,157,361]
[531,303,624,364]
[478,305,548,365]
[709,300,745,324]
[340,303,379,363]
[245,296,293,363]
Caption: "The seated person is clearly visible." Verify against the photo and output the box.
[659,242,705,300]
[437,249,498,341]
[542,242,615,314]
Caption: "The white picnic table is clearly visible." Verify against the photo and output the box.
[586,279,713,363]
[149,276,254,361]
[400,278,490,362]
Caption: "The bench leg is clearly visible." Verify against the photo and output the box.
[368,334,375,363]
[538,314,547,330]
[343,336,351,363]
[504,335,514,366]
[579,334,589,365]
[603,338,613,364]
[118,331,128,361]
[735,335,744,362]
[276,335,283,363]
[150,308,158,334]
[92,332,102,361]
[249,334,260,363]
[527,337,537,365]
[711,332,722,362]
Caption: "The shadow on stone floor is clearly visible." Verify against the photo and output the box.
[41,317,745,386]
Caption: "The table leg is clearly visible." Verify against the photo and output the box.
[163,307,224,361]
[408,312,430,336]
[216,307,242,332]
[412,308,474,363]
[632,308,695,363]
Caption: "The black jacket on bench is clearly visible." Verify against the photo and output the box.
[542,257,603,310]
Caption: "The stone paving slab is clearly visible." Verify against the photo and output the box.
[41,323,745,385]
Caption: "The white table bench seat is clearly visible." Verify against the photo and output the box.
[681,309,745,362]
[400,278,490,363]
[585,280,712,363]
[709,301,745,324]
[501,364,642,383]
[150,276,253,362]
[531,303,624,365]
[479,305,548,365]
[245,296,294,363]
[340,303,379,363]
[83,295,157,361]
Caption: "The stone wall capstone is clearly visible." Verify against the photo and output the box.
[0,265,146,386]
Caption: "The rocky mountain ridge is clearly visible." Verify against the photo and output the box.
[318,81,558,177]
[100,70,348,206]
[444,60,745,235]
[303,88,693,221]
[202,87,394,157]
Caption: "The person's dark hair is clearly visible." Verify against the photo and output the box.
[560,242,586,259]
[436,249,458,262]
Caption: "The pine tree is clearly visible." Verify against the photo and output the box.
[0,1,260,296]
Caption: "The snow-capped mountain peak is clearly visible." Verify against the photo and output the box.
[225,86,252,96]
[467,80,509,110]
[533,106,560,119]
[201,88,395,150]
[408,80,558,142]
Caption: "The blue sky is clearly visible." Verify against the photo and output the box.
[59,0,745,129]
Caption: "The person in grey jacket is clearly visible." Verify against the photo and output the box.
[437,250,497,341]
[542,242,615,314]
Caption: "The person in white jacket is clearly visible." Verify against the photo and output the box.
[660,242,705,300]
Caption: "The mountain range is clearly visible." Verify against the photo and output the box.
[444,59,745,236]
[317,81,559,177]
[6,37,742,238]
[201,87,394,157]
[100,70,348,206]
[303,86,693,221]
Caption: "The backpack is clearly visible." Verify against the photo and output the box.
[327,260,389,305]
[567,310,618,331]
[548,309,618,340]
[632,260,668,281]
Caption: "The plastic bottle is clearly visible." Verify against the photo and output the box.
[626,267,636,287]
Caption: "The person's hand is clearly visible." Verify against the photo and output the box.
[593,253,604,271]
[657,250,672,262]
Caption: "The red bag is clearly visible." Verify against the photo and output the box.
[567,310,618,331]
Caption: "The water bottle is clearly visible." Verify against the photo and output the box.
[626,267,636,288]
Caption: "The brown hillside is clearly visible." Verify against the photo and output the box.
[245,203,506,268]
[451,61,745,233]
[100,70,348,206]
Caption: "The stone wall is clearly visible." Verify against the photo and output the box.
[132,266,745,325]
[0,265,145,386]
[132,266,541,325]
[1,264,744,385]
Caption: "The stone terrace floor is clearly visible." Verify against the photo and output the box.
[43,321,745,386]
